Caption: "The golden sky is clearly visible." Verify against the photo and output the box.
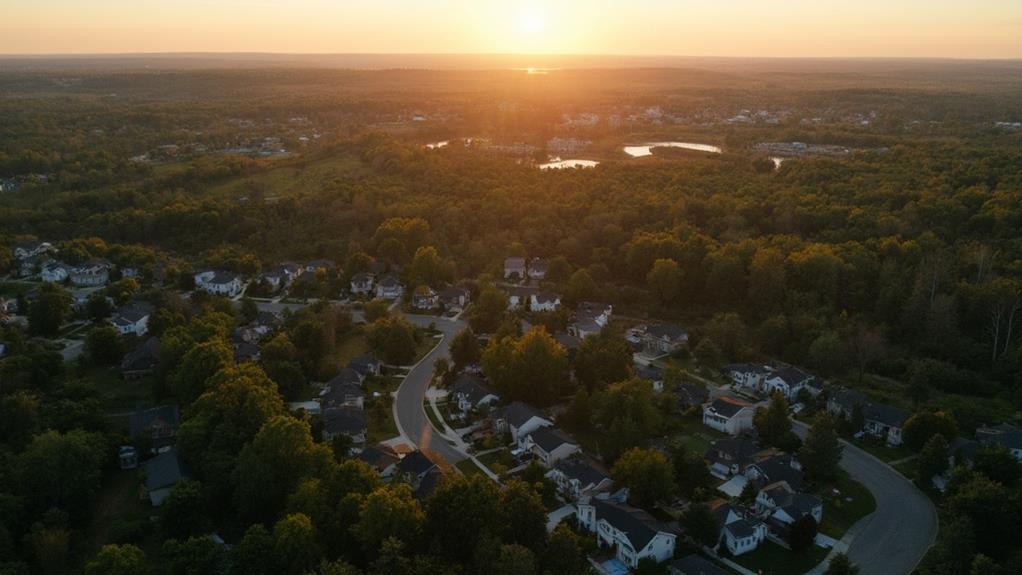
[1,0,1020,58]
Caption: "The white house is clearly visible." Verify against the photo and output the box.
[110,302,153,336]
[724,363,773,393]
[827,388,909,446]
[450,374,499,414]
[375,275,404,300]
[70,260,111,287]
[491,401,553,443]
[703,397,756,435]
[577,497,677,569]
[713,503,766,557]
[641,323,689,355]
[520,427,580,466]
[529,291,561,312]
[350,272,375,295]
[40,261,70,283]
[755,481,823,525]
[504,257,527,280]
[439,287,470,311]
[13,240,53,260]
[763,366,816,399]
[412,286,439,310]
[546,455,613,501]
[194,270,243,297]
[527,257,548,280]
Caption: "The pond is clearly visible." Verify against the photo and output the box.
[538,158,599,170]
[623,141,722,157]
[425,141,449,149]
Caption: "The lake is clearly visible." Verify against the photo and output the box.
[623,141,722,157]
[538,158,599,170]
[425,141,449,149]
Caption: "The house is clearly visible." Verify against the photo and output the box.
[358,444,401,478]
[412,286,439,310]
[745,453,804,490]
[827,388,909,446]
[349,355,382,378]
[635,364,665,393]
[674,383,709,412]
[641,323,689,355]
[755,480,823,525]
[375,275,404,300]
[412,467,444,501]
[305,259,336,273]
[528,258,548,280]
[450,374,500,414]
[233,341,261,363]
[569,301,613,337]
[110,301,154,336]
[577,497,677,569]
[329,366,365,387]
[40,261,70,283]
[350,272,375,295]
[439,287,470,311]
[491,401,553,443]
[321,381,366,409]
[703,397,755,435]
[567,317,603,339]
[546,454,613,500]
[396,449,440,490]
[120,337,160,379]
[130,405,180,451]
[670,555,729,575]
[975,423,1022,460]
[521,427,580,466]
[529,291,561,312]
[704,436,763,478]
[506,287,532,309]
[323,407,367,443]
[724,364,773,393]
[504,257,526,280]
[143,448,189,506]
[12,240,53,260]
[763,366,816,400]
[194,270,243,297]
[712,502,766,556]
[70,260,111,286]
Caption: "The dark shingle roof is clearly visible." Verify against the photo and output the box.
[323,407,366,436]
[706,397,752,418]
[452,374,497,405]
[645,323,688,342]
[145,448,188,491]
[496,401,549,428]
[358,444,400,471]
[120,337,160,372]
[675,383,709,408]
[348,355,381,376]
[769,366,812,386]
[591,499,666,551]
[397,450,439,476]
[553,455,609,487]
[528,427,577,453]
[328,367,363,387]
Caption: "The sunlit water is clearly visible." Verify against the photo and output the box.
[623,142,722,157]
[538,158,599,170]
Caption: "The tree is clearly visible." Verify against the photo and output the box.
[541,525,589,575]
[670,444,713,499]
[240,297,259,323]
[647,258,681,306]
[469,287,508,334]
[903,411,958,451]
[230,524,275,575]
[162,536,226,575]
[408,246,449,287]
[85,544,149,575]
[363,299,390,322]
[946,476,1017,559]
[611,448,675,507]
[260,333,306,399]
[365,316,418,365]
[352,484,425,555]
[565,269,597,305]
[273,513,323,575]
[85,325,125,365]
[481,327,569,406]
[28,283,71,337]
[972,444,1022,487]
[799,413,843,484]
[808,331,846,376]
[916,434,949,486]
[160,479,210,540]
[86,292,114,321]
[573,330,633,392]
[17,429,106,516]
[449,327,481,369]
[824,552,859,575]
[789,516,818,553]
[497,479,548,554]
[562,388,592,431]
[681,503,719,548]
[754,392,796,450]
[693,337,723,368]
[425,475,500,564]
[172,339,233,404]
[491,544,536,575]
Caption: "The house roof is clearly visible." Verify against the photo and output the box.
[554,333,581,350]
[130,405,180,437]
[769,366,813,386]
[865,402,910,428]
[529,258,548,272]
[591,498,668,552]
[504,257,526,270]
[705,436,761,466]
[828,388,869,410]
[553,455,609,488]
[348,355,381,375]
[532,291,560,304]
[378,275,401,288]
[120,337,160,372]
[452,374,497,404]
[724,363,772,375]
[358,444,400,471]
[749,454,804,490]
[634,364,663,383]
[114,301,154,324]
[706,397,752,418]
[577,301,612,316]
[723,517,758,539]
[645,323,688,342]
[145,448,188,491]
[322,381,366,407]
[976,423,1022,451]
[233,341,260,362]
[397,450,439,476]
[323,407,366,436]
[208,271,239,284]
[351,272,374,284]
[413,467,444,501]
[675,383,709,408]
[671,555,729,575]
[439,286,469,300]
[327,367,363,387]
[495,401,549,429]
[528,427,578,453]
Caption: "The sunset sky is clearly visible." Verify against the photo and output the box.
[1,0,1020,58]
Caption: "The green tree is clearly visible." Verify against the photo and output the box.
[352,484,425,555]
[160,479,210,540]
[17,429,106,516]
[541,525,589,575]
[916,434,949,486]
[481,327,569,406]
[611,448,676,507]
[425,475,500,564]
[789,516,818,553]
[808,331,846,376]
[693,337,723,368]
[230,524,275,575]
[162,536,226,575]
[363,300,391,322]
[799,413,843,484]
[972,444,1022,487]
[754,392,798,451]
[565,269,597,305]
[573,330,633,392]
[468,287,508,334]
[681,503,719,548]
[407,246,449,287]
[365,316,418,365]
[449,327,481,369]
[240,297,259,323]
[260,333,306,400]
[86,292,114,321]
[28,283,71,337]
[85,325,125,366]
[670,444,713,499]
[498,479,548,554]
[947,476,1017,559]
[647,258,681,306]
[84,544,149,575]
[903,411,958,451]
[172,339,233,404]
[273,513,323,575]
[824,553,859,575]
[492,544,536,575]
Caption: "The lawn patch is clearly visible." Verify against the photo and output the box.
[733,541,829,575]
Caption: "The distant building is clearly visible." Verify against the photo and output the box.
[504,257,527,280]
[194,270,243,297]
[70,260,111,286]
[110,301,154,337]
[703,397,755,435]
[577,497,677,569]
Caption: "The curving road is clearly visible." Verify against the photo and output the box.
[794,423,938,575]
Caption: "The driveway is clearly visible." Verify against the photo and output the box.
[794,422,938,575]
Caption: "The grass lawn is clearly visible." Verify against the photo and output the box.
[667,414,727,453]
[366,400,399,444]
[412,335,441,365]
[733,541,829,575]
[87,469,160,557]
[80,366,155,410]
[478,449,515,470]
[817,472,877,538]
[848,436,914,463]
[456,458,490,478]
[893,458,918,479]
[326,333,369,372]
[425,400,445,431]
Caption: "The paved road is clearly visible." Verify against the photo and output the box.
[794,423,938,575]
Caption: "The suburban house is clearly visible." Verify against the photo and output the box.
[350,272,375,295]
[577,496,677,569]
[491,401,553,443]
[827,387,909,446]
[703,397,756,435]
[763,366,817,399]
[375,275,404,300]
[724,363,773,392]
[130,405,180,452]
[305,259,336,273]
[704,436,763,478]
[358,444,401,478]
[641,323,689,355]
[120,337,160,379]
[349,355,383,378]
[40,260,70,283]
[13,240,53,260]
[110,301,154,336]
[396,450,441,491]
[569,301,613,338]
[745,453,804,490]
[321,381,366,409]
[670,555,729,575]
[520,427,580,466]
[527,257,548,280]
[712,502,766,556]
[529,291,561,312]
[506,287,532,309]
[975,423,1022,460]
[323,406,367,444]
[438,286,470,311]
[755,480,823,525]
[450,374,500,414]
[259,265,296,292]
[70,260,111,286]
[674,383,709,412]
[194,270,243,297]
[412,286,439,310]
[635,363,665,392]
[143,448,189,506]
[504,257,527,280]
[546,454,613,500]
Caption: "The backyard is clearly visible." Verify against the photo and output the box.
[733,541,830,575]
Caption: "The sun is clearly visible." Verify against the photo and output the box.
[517,3,548,36]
